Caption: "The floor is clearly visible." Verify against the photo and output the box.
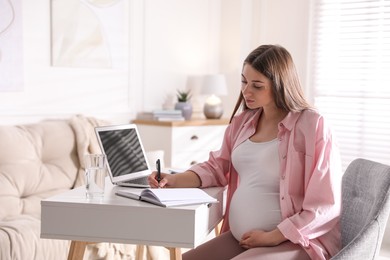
[380,248,390,259]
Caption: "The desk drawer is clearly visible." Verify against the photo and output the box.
[172,150,211,168]
[172,126,225,153]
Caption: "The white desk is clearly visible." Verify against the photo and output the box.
[40,179,225,260]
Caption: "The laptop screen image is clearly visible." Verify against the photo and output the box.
[95,124,151,184]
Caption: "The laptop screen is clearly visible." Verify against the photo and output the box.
[95,124,150,183]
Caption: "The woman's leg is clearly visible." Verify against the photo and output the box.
[231,241,310,260]
[183,231,246,260]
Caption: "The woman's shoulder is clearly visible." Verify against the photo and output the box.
[295,109,334,135]
[298,108,323,122]
[281,108,322,129]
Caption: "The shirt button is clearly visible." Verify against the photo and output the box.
[281,196,285,200]
[283,155,287,159]
[281,175,285,180]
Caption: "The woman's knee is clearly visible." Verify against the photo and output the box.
[183,231,246,260]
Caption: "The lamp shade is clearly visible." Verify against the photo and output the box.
[201,74,228,96]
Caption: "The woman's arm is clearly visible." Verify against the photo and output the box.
[147,110,257,189]
[278,113,343,247]
[148,170,201,188]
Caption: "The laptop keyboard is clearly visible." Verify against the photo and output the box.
[121,176,149,185]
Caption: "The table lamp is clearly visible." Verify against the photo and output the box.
[201,74,228,119]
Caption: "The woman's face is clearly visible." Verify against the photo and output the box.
[241,64,274,109]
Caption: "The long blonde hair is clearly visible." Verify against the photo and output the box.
[230,45,312,122]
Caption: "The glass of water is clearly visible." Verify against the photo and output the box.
[84,154,106,199]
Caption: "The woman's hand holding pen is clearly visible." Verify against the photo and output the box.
[148,159,176,188]
[148,171,176,188]
[148,161,202,188]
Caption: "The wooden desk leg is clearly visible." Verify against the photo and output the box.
[168,247,182,260]
[214,219,223,236]
[135,245,145,260]
[68,241,89,260]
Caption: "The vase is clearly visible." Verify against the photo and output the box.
[174,102,193,120]
[203,102,223,119]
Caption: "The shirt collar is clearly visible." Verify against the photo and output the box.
[242,108,301,132]
[280,111,300,131]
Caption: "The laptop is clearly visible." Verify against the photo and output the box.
[95,124,151,188]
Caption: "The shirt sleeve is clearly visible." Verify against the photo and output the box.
[188,122,234,187]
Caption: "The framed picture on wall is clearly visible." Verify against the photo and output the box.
[50,0,126,69]
[0,0,23,92]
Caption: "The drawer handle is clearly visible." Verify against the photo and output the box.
[190,135,199,141]
[190,161,197,165]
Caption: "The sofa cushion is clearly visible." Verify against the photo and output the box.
[0,120,79,220]
[0,116,172,260]
[0,215,69,260]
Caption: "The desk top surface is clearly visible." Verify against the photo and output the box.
[42,178,223,210]
[41,179,225,248]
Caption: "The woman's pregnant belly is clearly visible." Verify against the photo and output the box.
[229,185,282,241]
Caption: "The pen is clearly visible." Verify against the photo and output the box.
[156,159,161,183]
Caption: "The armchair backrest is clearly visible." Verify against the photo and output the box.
[331,158,390,259]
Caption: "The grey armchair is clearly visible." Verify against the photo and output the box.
[331,158,390,259]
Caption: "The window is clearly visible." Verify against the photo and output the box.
[310,0,390,170]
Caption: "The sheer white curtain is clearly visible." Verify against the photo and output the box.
[310,0,390,170]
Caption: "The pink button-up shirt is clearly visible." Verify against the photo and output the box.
[189,108,342,260]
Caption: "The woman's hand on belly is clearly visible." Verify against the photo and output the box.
[239,228,287,249]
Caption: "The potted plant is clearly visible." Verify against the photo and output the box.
[174,89,193,120]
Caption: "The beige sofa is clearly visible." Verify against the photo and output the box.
[0,115,170,260]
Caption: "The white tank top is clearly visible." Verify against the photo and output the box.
[229,138,282,241]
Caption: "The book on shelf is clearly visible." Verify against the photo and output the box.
[136,110,185,121]
[155,116,184,121]
[152,109,182,116]
[115,188,218,207]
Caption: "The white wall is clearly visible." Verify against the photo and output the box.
[0,0,311,125]
[135,0,222,116]
[0,0,132,125]
[256,0,311,99]
[216,0,311,119]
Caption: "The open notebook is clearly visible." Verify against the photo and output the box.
[115,188,218,207]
